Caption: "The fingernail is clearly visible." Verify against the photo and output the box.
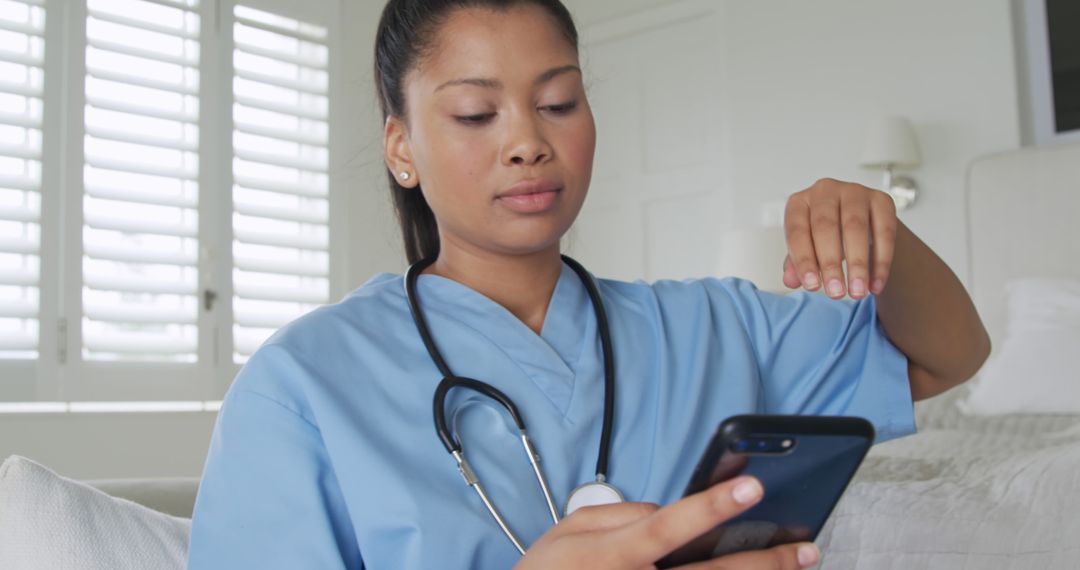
[731,478,763,505]
[872,279,885,294]
[850,278,866,297]
[798,544,820,567]
[803,273,820,290]
[827,279,844,298]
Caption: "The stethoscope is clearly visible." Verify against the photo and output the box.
[404,255,623,554]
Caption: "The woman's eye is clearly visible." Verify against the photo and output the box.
[455,113,495,125]
[543,100,578,114]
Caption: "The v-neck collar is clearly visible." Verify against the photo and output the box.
[414,260,594,415]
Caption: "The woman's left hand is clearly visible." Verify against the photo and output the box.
[782,178,898,300]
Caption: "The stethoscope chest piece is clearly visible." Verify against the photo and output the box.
[565,478,624,516]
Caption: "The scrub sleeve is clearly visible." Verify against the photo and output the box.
[186,345,362,569]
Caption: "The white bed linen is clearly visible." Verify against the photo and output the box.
[817,415,1080,569]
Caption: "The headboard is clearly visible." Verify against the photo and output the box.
[966,141,1080,347]
[914,142,1080,427]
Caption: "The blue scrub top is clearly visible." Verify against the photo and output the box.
[187,262,915,569]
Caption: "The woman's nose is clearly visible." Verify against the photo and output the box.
[503,116,553,166]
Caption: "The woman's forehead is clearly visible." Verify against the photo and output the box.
[410,5,579,95]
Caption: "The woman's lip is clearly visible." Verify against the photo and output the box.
[496,188,561,213]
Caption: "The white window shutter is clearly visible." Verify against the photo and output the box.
[81,0,201,362]
[231,4,329,362]
[0,0,45,359]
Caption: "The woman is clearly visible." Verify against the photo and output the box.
[187,1,990,568]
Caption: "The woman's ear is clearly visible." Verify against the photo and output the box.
[384,115,419,188]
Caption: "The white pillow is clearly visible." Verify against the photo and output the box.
[0,455,190,570]
[960,278,1080,415]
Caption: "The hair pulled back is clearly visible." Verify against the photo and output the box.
[374,0,579,264]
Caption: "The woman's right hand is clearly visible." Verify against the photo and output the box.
[512,476,820,570]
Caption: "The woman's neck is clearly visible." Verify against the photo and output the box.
[424,243,563,335]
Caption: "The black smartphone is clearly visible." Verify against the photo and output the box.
[656,415,874,568]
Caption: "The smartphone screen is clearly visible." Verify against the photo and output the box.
[657,415,874,568]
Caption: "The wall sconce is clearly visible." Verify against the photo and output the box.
[860,116,922,210]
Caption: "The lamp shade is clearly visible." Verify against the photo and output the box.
[716,227,789,293]
[859,116,921,168]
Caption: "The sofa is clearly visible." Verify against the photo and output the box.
[0,454,199,569]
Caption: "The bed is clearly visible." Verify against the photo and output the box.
[815,142,1080,568]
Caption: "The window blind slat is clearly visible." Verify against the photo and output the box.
[233,228,326,251]
[135,0,198,13]
[86,37,198,68]
[0,111,42,130]
[0,19,42,38]
[233,283,325,304]
[84,242,197,266]
[83,211,198,238]
[0,205,39,223]
[85,125,198,152]
[0,174,40,192]
[0,48,42,68]
[85,184,197,209]
[234,94,326,121]
[84,273,197,295]
[84,305,196,325]
[86,96,198,124]
[235,15,325,43]
[0,298,37,319]
[0,142,42,161]
[0,236,38,255]
[87,8,198,40]
[85,155,198,180]
[234,40,324,70]
[0,79,42,99]
[233,309,297,329]
[233,256,326,278]
[234,120,325,147]
[83,333,196,355]
[86,68,199,97]
[0,332,35,351]
[234,201,326,225]
[233,174,324,198]
[234,68,326,95]
[233,147,326,173]
[0,268,38,288]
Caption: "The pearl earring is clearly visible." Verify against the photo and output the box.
[400,172,411,181]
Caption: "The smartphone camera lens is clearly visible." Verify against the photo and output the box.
[755,440,769,451]
[733,440,750,452]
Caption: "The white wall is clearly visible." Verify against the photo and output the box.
[720,0,1020,285]
[566,0,1021,282]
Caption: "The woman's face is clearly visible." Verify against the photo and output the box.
[387,5,596,259]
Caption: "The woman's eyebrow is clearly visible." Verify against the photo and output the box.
[434,64,581,93]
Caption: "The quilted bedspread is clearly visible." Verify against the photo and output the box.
[816,393,1080,569]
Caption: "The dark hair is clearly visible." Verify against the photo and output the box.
[374,0,580,264]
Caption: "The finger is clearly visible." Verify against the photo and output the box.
[808,196,846,299]
[560,501,659,534]
[783,197,821,291]
[869,192,898,295]
[839,192,871,300]
[610,476,764,565]
[782,255,800,289]
[675,542,820,570]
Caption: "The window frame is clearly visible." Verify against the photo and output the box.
[0,0,345,403]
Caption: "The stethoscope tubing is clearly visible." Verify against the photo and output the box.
[404,255,616,553]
